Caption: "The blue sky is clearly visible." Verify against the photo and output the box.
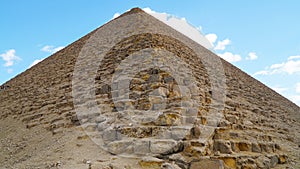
[1,1,300,105]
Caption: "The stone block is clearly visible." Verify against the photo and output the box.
[152,103,166,110]
[107,140,133,155]
[256,156,271,169]
[149,87,168,97]
[102,129,118,142]
[97,122,109,131]
[186,107,198,116]
[268,155,278,167]
[139,157,164,169]
[225,115,239,124]
[278,154,287,164]
[134,140,150,155]
[155,113,181,126]
[238,141,251,151]
[170,126,190,140]
[95,116,106,123]
[219,157,236,169]
[190,159,224,169]
[149,96,165,104]
[260,143,274,153]
[252,142,261,153]
[150,140,177,154]
[214,140,233,154]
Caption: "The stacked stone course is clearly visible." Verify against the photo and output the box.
[0,8,299,168]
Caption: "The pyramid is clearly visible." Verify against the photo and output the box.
[0,8,299,169]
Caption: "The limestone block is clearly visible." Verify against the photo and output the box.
[155,113,181,126]
[152,103,166,110]
[102,129,119,142]
[252,142,261,153]
[161,162,181,169]
[150,140,177,154]
[260,143,274,153]
[95,116,106,123]
[97,122,109,131]
[149,96,165,104]
[134,140,150,154]
[214,140,233,154]
[190,159,224,169]
[139,157,164,169]
[278,154,287,164]
[225,115,239,124]
[268,155,278,168]
[186,107,198,116]
[238,141,251,151]
[256,156,271,169]
[219,157,236,169]
[170,126,190,140]
[107,140,133,155]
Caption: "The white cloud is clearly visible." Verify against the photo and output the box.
[253,70,269,76]
[254,55,300,75]
[217,52,242,63]
[205,33,217,47]
[141,7,213,49]
[246,52,258,60]
[0,49,21,67]
[113,13,120,19]
[214,39,230,51]
[296,83,300,93]
[288,55,300,60]
[41,45,64,54]
[29,58,45,68]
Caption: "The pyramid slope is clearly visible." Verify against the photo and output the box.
[0,8,299,168]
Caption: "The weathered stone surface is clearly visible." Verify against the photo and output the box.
[238,141,251,151]
[219,157,236,169]
[133,140,150,154]
[0,7,299,169]
[278,154,288,164]
[214,140,233,154]
[161,162,182,169]
[268,155,279,168]
[138,157,164,169]
[190,159,224,169]
[251,142,261,153]
[107,140,133,155]
[170,126,190,140]
[150,140,177,154]
[256,156,271,169]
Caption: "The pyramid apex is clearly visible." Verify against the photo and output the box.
[128,7,145,13]
[115,7,146,19]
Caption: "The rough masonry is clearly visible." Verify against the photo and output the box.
[0,8,299,169]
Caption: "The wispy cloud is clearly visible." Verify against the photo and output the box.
[217,52,242,63]
[254,55,300,75]
[204,33,231,51]
[0,49,21,67]
[41,45,64,54]
[288,55,300,60]
[205,33,217,47]
[113,13,120,19]
[246,52,258,60]
[214,39,231,51]
[140,7,213,50]
[29,58,45,68]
